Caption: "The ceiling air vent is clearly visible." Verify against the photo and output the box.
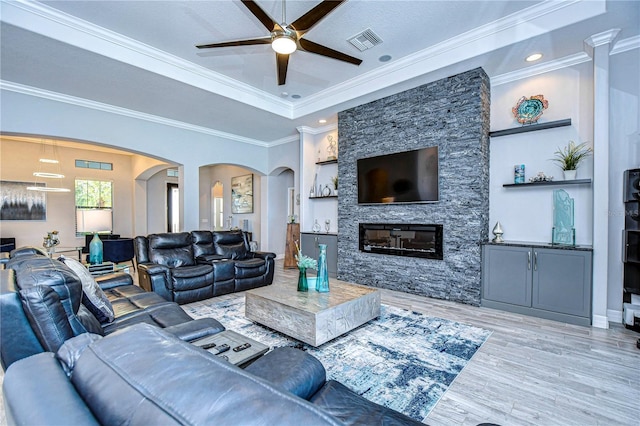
[348,28,383,52]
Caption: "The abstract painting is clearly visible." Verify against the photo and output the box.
[0,181,46,220]
[231,174,253,214]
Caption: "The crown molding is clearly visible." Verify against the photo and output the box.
[296,124,338,135]
[266,134,299,147]
[491,52,592,86]
[584,29,621,48]
[1,0,294,118]
[611,35,640,55]
[0,80,272,147]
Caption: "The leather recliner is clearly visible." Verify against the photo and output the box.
[193,230,276,293]
[0,249,224,370]
[135,230,275,303]
[135,232,215,304]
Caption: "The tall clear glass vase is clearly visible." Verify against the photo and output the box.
[316,244,330,292]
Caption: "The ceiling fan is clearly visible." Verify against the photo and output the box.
[196,0,362,86]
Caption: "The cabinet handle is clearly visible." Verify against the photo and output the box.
[527,252,531,270]
[534,251,538,271]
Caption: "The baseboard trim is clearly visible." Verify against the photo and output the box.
[592,314,609,329]
[606,309,623,324]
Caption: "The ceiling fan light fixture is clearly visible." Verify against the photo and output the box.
[271,34,297,54]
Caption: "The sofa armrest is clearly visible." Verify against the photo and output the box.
[163,318,225,341]
[3,353,100,425]
[250,251,276,261]
[96,272,133,290]
[245,347,326,400]
[137,263,172,300]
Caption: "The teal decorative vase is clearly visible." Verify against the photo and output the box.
[297,267,308,292]
[89,233,103,265]
[316,244,330,292]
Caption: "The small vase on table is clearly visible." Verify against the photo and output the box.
[297,267,308,292]
[316,244,330,293]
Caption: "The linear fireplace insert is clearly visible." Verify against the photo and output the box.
[359,223,443,260]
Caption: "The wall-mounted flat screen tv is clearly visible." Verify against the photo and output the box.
[357,146,439,204]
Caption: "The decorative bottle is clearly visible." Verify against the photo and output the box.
[316,244,330,292]
[297,267,308,292]
[89,233,103,265]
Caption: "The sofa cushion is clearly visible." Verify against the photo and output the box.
[191,230,215,257]
[59,256,114,324]
[19,285,74,353]
[235,258,267,278]
[148,232,195,267]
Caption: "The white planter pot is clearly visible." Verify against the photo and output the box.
[563,170,577,180]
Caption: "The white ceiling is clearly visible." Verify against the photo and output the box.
[1,0,638,144]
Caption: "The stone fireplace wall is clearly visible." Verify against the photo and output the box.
[337,68,490,305]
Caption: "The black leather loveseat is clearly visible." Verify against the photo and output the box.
[2,323,425,425]
[0,248,224,370]
[135,230,275,304]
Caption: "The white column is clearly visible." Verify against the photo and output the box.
[133,178,148,236]
[585,29,620,329]
[178,164,199,232]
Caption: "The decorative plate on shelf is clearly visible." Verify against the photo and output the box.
[512,94,549,124]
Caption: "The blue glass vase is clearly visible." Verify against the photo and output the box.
[297,267,308,292]
[316,244,330,292]
[89,233,103,265]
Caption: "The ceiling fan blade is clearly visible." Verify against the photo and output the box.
[276,53,289,86]
[241,0,278,32]
[196,37,272,49]
[299,38,362,65]
[291,0,346,35]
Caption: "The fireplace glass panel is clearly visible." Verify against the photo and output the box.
[359,223,443,260]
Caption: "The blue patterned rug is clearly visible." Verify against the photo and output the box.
[183,294,491,422]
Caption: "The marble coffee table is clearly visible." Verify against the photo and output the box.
[245,280,381,347]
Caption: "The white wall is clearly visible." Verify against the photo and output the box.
[0,139,136,247]
[608,48,640,317]
[146,168,178,234]
[490,65,594,245]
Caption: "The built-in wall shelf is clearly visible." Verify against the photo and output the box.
[309,195,338,199]
[503,178,591,188]
[490,119,572,138]
[316,159,337,165]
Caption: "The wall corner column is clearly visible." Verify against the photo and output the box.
[585,29,620,329]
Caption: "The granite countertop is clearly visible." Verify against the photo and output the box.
[483,240,593,251]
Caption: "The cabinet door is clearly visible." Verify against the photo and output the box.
[532,248,592,318]
[482,245,532,306]
[300,233,318,260]
[317,234,338,277]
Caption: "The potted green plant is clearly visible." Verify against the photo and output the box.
[551,141,593,180]
[331,176,338,196]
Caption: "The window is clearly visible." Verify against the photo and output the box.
[167,168,179,177]
[75,179,113,235]
[75,159,113,170]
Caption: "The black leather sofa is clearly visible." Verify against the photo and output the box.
[0,248,224,370]
[135,230,275,304]
[2,323,425,425]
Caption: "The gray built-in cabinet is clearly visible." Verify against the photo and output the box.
[482,242,593,326]
[300,232,338,278]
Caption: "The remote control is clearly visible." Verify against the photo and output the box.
[212,344,230,355]
[200,342,217,350]
[233,343,251,352]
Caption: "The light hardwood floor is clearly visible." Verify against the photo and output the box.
[275,264,640,426]
[1,262,638,425]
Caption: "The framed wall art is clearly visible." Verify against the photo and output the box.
[0,181,46,220]
[231,174,253,214]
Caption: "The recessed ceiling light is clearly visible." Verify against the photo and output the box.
[291,94,301,99]
[318,119,327,124]
[526,53,543,62]
[379,55,392,62]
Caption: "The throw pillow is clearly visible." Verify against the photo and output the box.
[59,255,115,324]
